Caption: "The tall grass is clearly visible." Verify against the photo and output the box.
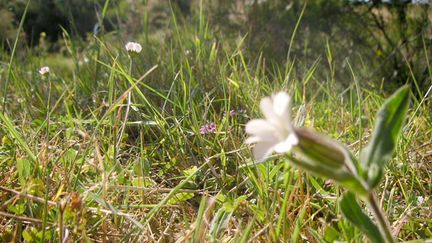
[0,3,430,242]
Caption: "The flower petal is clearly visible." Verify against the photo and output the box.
[245,119,275,135]
[260,97,279,125]
[272,92,290,116]
[272,92,292,128]
[273,133,299,153]
[245,136,261,144]
[252,141,275,161]
[245,119,280,142]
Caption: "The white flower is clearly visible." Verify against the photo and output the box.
[417,196,425,205]
[245,92,299,161]
[38,66,50,75]
[125,41,142,54]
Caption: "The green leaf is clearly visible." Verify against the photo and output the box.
[8,203,26,215]
[233,195,247,208]
[210,208,233,239]
[22,229,34,242]
[0,113,37,163]
[167,192,194,205]
[17,158,32,184]
[324,225,340,242]
[360,85,410,188]
[101,0,111,19]
[339,192,383,243]
[60,149,77,166]
[192,196,209,243]
[183,166,198,178]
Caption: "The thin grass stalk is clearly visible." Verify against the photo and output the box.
[367,192,396,243]
[2,0,31,114]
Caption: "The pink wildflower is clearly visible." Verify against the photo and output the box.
[200,122,217,135]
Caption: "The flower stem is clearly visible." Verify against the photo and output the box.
[116,57,133,148]
[42,74,52,242]
[367,193,396,243]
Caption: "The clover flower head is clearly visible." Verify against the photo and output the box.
[39,66,50,76]
[125,41,142,54]
[200,122,217,135]
[245,92,298,161]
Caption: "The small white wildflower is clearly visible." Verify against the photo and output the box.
[38,66,50,76]
[245,92,299,161]
[125,41,142,54]
[417,196,425,205]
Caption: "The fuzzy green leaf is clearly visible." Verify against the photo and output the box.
[339,192,383,243]
[360,86,410,188]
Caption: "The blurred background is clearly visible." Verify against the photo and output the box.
[0,0,431,92]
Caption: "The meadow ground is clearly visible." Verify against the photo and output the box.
[0,3,431,242]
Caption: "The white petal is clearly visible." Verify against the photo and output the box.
[272,92,290,116]
[252,141,275,161]
[245,119,280,142]
[125,42,133,50]
[273,133,299,153]
[126,42,142,53]
[39,66,50,75]
[245,134,279,143]
[245,136,260,144]
[260,97,279,124]
[134,43,142,52]
[288,133,299,145]
[245,119,275,135]
[272,92,292,126]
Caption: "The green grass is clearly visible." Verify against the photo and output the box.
[0,5,431,243]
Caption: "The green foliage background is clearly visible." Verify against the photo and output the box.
[1,0,430,90]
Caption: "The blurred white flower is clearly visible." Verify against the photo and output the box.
[39,66,50,75]
[245,92,298,161]
[125,41,142,54]
[417,196,425,205]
